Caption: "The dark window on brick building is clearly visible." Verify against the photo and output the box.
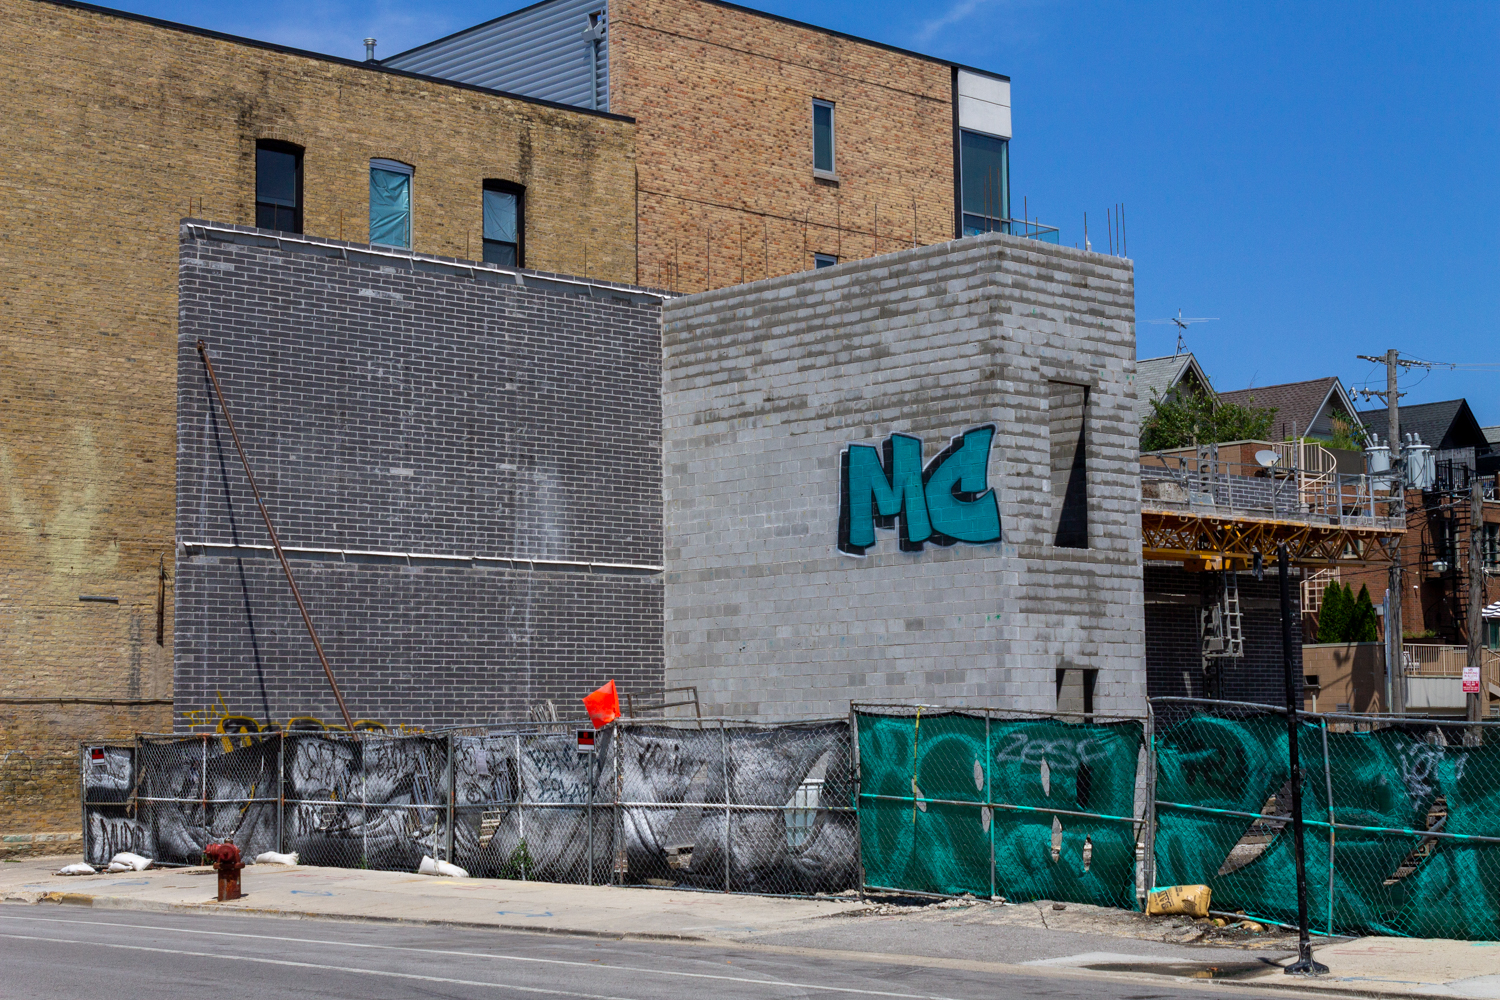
[255,141,302,234]
[813,100,836,176]
[960,129,1010,236]
[482,180,524,267]
[1050,381,1089,548]
[813,253,837,269]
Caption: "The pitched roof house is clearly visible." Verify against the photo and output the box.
[1134,353,1214,424]
[1217,377,1360,443]
[1356,399,1494,472]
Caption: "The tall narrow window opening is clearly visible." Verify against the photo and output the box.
[369,159,414,248]
[812,100,835,176]
[959,129,1009,236]
[1050,381,1089,549]
[255,141,303,234]
[482,180,524,267]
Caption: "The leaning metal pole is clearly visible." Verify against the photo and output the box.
[1279,544,1327,975]
[196,340,355,731]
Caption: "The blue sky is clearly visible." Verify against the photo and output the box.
[117,0,1500,423]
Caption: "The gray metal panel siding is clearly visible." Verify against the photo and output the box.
[385,0,608,111]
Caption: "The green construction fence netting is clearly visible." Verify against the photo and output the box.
[855,708,1145,908]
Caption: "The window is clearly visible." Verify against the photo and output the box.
[813,253,837,269]
[1484,523,1499,570]
[1050,381,1089,548]
[369,159,414,248]
[482,180,524,267]
[960,129,1009,236]
[255,141,302,234]
[812,100,835,176]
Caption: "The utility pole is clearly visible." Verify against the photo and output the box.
[1469,476,1484,725]
[1356,349,1432,715]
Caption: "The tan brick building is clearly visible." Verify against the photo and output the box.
[387,0,1027,293]
[0,0,638,844]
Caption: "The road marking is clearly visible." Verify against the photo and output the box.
[0,932,640,1000]
[0,916,963,1000]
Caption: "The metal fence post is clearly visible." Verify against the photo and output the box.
[277,732,285,855]
[612,722,624,886]
[1321,717,1336,935]
[986,710,995,900]
[720,720,731,893]
[586,735,595,887]
[360,733,368,868]
[446,732,456,864]
[515,732,525,879]
[1144,702,1157,896]
[78,744,88,864]
[200,733,209,846]
[849,705,864,900]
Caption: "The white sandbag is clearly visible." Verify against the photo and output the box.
[106,861,132,873]
[417,855,469,878]
[56,863,96,876]
[108,851,152,871]
[253,851,299,866]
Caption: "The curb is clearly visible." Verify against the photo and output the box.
[3,889,1457,1000]
[4,889,715,943]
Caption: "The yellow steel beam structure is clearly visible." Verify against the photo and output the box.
[1142,508,1402,572]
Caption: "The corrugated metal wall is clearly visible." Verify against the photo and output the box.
[385,0,609,111]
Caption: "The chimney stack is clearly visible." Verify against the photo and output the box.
[364,38,377,62]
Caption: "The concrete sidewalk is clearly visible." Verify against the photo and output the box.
[3,856,1495,998]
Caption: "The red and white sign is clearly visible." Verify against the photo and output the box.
[1463,666,1481,695]
[576,729,596,752]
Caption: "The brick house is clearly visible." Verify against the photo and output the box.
[1,0,637,845]
[384,0,1026,292]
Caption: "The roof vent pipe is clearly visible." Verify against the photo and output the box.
[364,38,377,62]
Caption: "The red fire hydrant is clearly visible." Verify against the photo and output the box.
[204,841,244,901]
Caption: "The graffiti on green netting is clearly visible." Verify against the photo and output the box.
[855,711,1142,906]
[1153,714,1500,941]
[838,427,1001,555]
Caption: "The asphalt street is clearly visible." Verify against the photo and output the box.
[0,904,1307,1000]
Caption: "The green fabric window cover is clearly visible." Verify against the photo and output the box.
[370,160,413,249]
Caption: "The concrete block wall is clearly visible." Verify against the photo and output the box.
[661,232,1144,718]
[175,225,664,728]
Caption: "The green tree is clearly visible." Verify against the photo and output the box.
[1350,584,1380,642]
[1141,387,1278,451]
[1316,581,1350,643]
[1327,415,1368,452]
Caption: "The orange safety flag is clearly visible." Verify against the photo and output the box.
[583,679,620,729]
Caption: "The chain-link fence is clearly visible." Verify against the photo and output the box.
[82,702,1500,939]
[80,718,857,896]
[1151,697,1500,941]
[852,705,1150,907]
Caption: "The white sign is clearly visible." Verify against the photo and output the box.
[1463,666,1481,695]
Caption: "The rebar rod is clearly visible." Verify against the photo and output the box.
[195,340,354,731]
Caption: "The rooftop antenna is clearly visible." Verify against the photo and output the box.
[1147,309,1219,355]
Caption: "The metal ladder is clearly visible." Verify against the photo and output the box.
[1202,571,1244,659]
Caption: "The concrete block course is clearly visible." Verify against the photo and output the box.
[662,233,1144,718]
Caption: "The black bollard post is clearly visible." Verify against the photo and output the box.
[1280,544,1328,975]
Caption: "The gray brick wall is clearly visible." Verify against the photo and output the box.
[175,224,665,729]
[660,233,1146,718]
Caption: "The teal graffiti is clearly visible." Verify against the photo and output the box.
[838,426,1001,555]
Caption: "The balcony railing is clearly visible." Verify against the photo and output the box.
[1141,453,1405,531]
[1403,643,1500,684]
[962,215,1061,244]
